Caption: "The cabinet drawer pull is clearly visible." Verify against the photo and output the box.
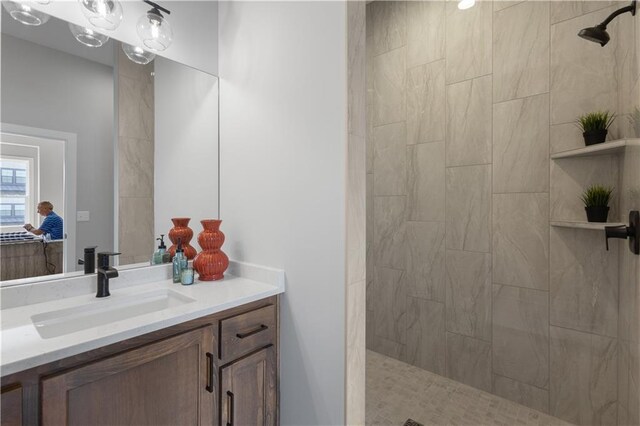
[205,352,214,393]
[226,391,234,426]
[236,324,268,339]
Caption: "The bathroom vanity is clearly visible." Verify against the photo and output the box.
[0,262,284,426]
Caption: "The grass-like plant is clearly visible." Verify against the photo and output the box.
[580,185,613,207]
[576,111,615,132]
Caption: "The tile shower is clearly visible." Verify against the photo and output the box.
[364,1,640,425]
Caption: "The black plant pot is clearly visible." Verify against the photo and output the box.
[583,129,608,146]
[585,206,610,222]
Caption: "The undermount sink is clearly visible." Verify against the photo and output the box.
[31,289,196,339]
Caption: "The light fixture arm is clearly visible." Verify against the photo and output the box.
[143,0,170,16]
[598,0,635,28]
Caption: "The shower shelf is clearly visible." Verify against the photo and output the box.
[551,221,625,230]
[551,138,639,159]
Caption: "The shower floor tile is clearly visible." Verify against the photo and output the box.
[366,350,573,426]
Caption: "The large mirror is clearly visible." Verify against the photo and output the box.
[0,9,219,284]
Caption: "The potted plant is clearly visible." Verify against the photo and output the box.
[580,185,613,222]
[576,111,615,146]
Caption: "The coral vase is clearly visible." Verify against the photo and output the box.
[168,218,197,260]
[193,219,229,281]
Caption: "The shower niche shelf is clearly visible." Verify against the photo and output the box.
[551,138,639,159]
[551,221,625,230]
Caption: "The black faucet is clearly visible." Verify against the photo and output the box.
[96,252,120,298]
[79,246,97,274]
[605,211,639,255]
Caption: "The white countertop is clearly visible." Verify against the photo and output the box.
[0,261,285,377]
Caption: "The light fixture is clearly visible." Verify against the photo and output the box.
[69,22,110,47]
[458,0,476,10]
[79,0,123,31]
[34,0,50,4]
[122,43,156,65]
[578,0,636,47]
[136,0,173,52]
[2,1,50,26]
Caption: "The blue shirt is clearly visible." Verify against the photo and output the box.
[39,211,63,240]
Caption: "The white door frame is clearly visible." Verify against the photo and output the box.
[0,123,77,273]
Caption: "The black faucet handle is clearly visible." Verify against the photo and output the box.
[604,225,628,251]
[97,252,121,268]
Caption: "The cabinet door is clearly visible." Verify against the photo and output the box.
[220,345,277,426]
[41,326,216,426]
[1,385,22,426]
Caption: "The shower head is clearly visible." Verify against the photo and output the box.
[578,24,610,46]
[578,0,636,47]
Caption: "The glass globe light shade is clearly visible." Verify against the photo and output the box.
[34,0,50,4]
[458,0,475,9]
[136,9,173,51]
[122,43,156,65]
[79,0,122,31]
[2,1,50,26]
[69,22,109,48]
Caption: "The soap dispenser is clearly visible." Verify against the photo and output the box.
[152,235,167,265]
[172,238,186,283]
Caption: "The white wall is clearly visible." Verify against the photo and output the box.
[1,35,114,269]
[28,1,218,75]
[218,2,347,424]
[154,57,219,241]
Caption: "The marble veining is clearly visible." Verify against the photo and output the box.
[493,193,549,290]
[493,374,550,414]
[492,284,549,389]
[118,74,154,141]
[493,94,550,193]
[405,221,445,302]
[445,0,492,84]
[371,1,406,57]
[373,196,406,270]
[550,326,617,425]
[446,75,492,167]
[550,227,619,338]
[407,141,445,222]
[119,137,154,199]
[446,332,492,392]
[446,250,492,341]
[550,7,619,125]
[406,0,445,69]
[373,122,406,196]
[373,267,406,345]
[617,339,640,426]
[406,297,446,375]
[119,197,154,262]
[373,47,406,127]
[446,165,491,253]
[407,60,445,145]
[493,1,549,103]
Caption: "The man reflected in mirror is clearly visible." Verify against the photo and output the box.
[23,201,64,240]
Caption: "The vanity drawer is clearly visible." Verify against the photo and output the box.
[220,304,276,362]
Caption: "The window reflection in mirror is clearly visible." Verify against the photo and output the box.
[0,10,219,285]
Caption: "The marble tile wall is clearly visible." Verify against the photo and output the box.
[117,49,154,265]
[365,2,639,425]
[346,2,367,423]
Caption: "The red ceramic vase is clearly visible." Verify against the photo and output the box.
[168,217,197,260]
[193,219,229,281]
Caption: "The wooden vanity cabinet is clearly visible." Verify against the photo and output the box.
[0,295,279,426]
